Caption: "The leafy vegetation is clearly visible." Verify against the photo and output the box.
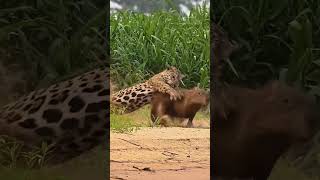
[0,136,54,169]
[0,0,108,90]
[110,113,141,133]
[110,6,209,89]
[212,0,320,98]
[0,143,108,180]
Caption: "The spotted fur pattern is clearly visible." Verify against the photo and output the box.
[111,66,184,113]
[0,66,109,162]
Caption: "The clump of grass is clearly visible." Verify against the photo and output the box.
[0,143,108,180]
[0,136,108,179]
[149,115,164,127]
[0,136,24,169]
[110,114,141,133]
[21,142,56,169]
[0,0,107,91]
[213,0,320,93]
[111,6,209,89]
[0,135,55,169]
[270,158,317,180]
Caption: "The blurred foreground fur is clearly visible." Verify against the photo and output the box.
[211,22,319,180]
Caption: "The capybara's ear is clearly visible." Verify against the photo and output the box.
[180,73,186,80]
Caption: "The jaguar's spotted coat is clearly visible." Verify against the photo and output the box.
[0,66,109,162]
[111,66,184,114]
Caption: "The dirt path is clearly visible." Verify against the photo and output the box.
[110,127,210,180]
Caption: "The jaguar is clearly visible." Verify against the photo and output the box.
[0,65,109,163]
[111,66,185,114]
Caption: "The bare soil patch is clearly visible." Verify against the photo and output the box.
[110,127,210,180]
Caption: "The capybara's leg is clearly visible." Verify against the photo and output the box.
[151,103,167,125]
[186,114,196,128]
[150,107,158,123]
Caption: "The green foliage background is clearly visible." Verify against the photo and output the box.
[0,0,107,90]
[110,7,210,89]
[213,0,320,99]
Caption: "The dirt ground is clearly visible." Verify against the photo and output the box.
[110,124,210,180]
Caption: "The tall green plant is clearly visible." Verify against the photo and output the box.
[213,0,320,93]
[0,0,107,90]
[111,6,209,89]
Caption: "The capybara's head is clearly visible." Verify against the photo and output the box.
[212,23,239,61]
[252,81,319,142]
[186,87,210,107]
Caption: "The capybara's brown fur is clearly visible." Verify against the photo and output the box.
[151,87,209,127]
[213,81,318,180]
[211,23,319,180]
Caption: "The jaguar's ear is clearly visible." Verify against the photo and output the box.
[192,86,198,90]
[167,66,175,70]
[192,84,200,90]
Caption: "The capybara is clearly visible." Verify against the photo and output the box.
[213,80,318,180]
[151,87,209,127]
[211,23,319,180]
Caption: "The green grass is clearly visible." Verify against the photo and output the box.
[0,136,54,169]
[110,113,141,133]
[0,135,108,180]
[110,106,152,132]
[0,0,107,91]
[111,6,209,89]
[0,145,108,180]
[213,0,320,95]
